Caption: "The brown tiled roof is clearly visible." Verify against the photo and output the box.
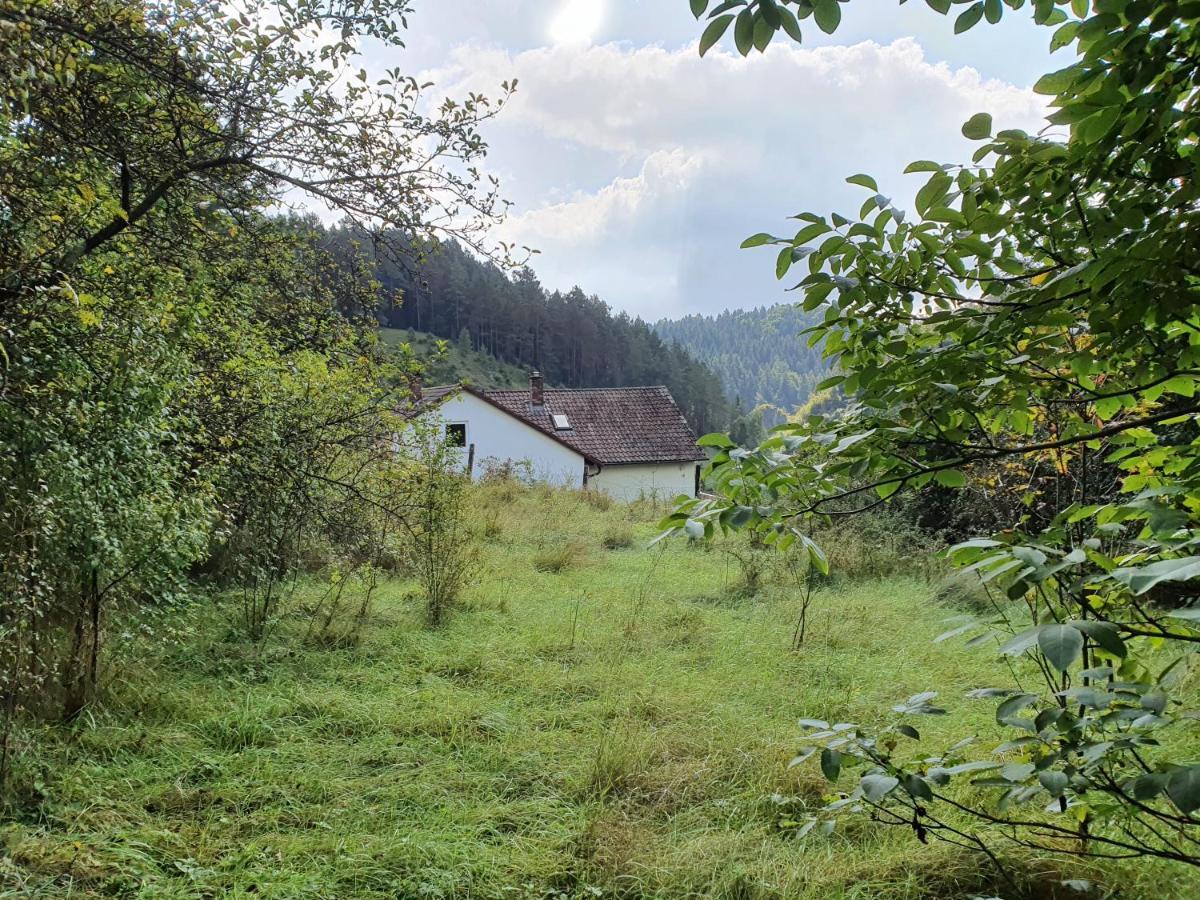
[473,385,704,466]
[415,383,704,465]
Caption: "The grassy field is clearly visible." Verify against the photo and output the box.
[4,488,1198,899]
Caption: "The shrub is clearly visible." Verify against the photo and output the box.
[807,506,942,584]
[533,540,586,573]
[719,536,772,597]
[393,425,479,628]
[601,523,635,550]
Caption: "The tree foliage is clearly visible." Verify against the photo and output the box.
[0,0,506,785]
[673,0,1200,872]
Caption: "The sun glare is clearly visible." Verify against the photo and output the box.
[548,0,604,46]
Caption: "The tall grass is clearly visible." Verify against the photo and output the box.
[5,486,1195,898]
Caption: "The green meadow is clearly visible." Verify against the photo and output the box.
[5,487,1197,899]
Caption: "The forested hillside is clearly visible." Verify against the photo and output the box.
[322,230,738,436]
[379,328,529,390]
[654,305,828,427]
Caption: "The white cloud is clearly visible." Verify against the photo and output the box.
[548,0,606,46]
[426,37,1048,318]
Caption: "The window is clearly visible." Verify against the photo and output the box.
[445,423,467,447]
[552,413,571,430]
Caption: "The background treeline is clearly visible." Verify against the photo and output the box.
[322,227,754,438]
[654,305,828,428]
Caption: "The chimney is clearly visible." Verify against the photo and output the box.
[529,370,544,406]
[408,372,423,403]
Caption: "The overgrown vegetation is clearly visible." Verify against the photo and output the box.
[0,0,505,784]
[5,486,1197,898]
[676,0,1200,877]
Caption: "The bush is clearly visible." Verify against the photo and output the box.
[719,536,772,597]
[807,506,942,584]
[533,540,586,573]
[393,425,479,628]
[601,523,635,550]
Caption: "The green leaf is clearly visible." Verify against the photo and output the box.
[690,0,709,18]
[1166,766,1200,815]
[1038,624,1084,673]
[924,0,951,12]
[778,5,804,42]
[1132,772,1169,801]
[699,14,735,56]
[984,0,1002,23]
[1112,556,1200,596]
[1033,66,1078,96]
[876,480,903,500]
[1051,21,1079,52]
[820,747,842,781]
[733,8,755,55]
[776,246,795,279]
[996,692,1038,723]
[935,469,966,488]
[1069,620,1126,658]
[903,773,934,800]
[915,173,952,217]
[793,222,831,244]
[697,432,736,448]
[740,232,776,248]
[1038,770,1069,797]
[954,2,984,33]
[999,626,1041,657]
[860,773,899,801]
[758,0,782,28]
[961,112,993,141]
[813,0,841,34]
[846,173,878,192]
[752,15,775,52]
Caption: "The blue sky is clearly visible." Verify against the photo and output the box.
[366,1,1066,318]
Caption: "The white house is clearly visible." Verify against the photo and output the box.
[406,372,707,502]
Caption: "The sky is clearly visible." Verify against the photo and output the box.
[361,1,1066,320]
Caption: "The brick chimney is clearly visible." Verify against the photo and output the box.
[529,370,544,406]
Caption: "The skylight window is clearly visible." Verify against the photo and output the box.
[552,413,571,431]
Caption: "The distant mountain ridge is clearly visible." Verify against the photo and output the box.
[654,305,829,427]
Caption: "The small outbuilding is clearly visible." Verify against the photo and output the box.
[408,372,706,501]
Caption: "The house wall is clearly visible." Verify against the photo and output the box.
[588,462,700,503]
[424,392,585,486]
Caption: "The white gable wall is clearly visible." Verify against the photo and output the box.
[427,392,585,486]
[588,462,700,503]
